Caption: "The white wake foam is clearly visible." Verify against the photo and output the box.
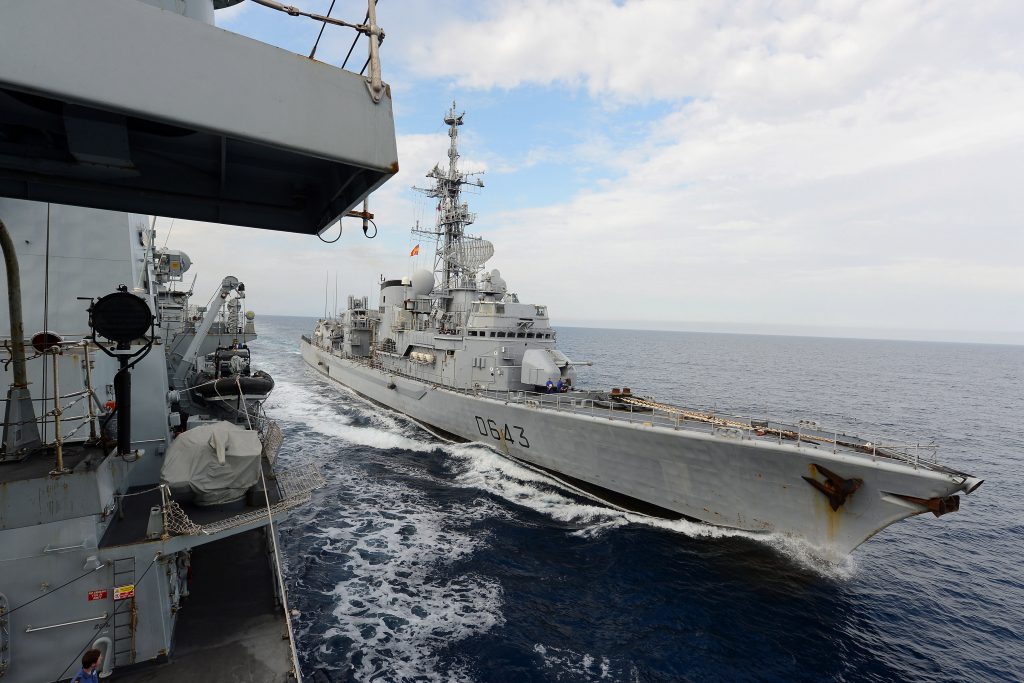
[444,442,857,579]
[270,377,505,680]
[318,493,503,681]
[268,378,435,452]
[286,372,855,578]
[533,643,634,682]
[291,453,503,680]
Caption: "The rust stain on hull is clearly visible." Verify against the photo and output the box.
[803,463,862,512]
[892,492,961,517]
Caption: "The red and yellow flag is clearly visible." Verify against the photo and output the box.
[410,244,420,256]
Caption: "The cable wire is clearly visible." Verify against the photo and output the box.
[316,220,343,243]
[307,0,336,59]
[341,0,376,70]
[56,552,161,681]
[7,562,109,616]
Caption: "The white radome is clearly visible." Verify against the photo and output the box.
[410,268,434,296]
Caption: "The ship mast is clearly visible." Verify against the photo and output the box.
[413,102,484,295]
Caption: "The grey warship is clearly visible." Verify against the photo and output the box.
[0,0,397,680]
[301,103,984,560]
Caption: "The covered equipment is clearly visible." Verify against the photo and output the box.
[161,421,263,506]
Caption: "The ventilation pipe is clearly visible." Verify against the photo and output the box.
[0,217,42,461]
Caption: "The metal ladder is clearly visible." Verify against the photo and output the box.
[112,557,136,666]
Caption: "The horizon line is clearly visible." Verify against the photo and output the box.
[255,313,1024,347]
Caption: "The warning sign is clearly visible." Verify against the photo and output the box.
[87,589,108,601]
[113,584,135,601]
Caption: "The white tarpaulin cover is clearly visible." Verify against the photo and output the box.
[161,421,263,506]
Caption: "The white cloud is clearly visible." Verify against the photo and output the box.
[180,1,1024,342]
[398,1,1023,109]
[380,1,1024,339]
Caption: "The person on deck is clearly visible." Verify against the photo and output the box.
[556,378,564,392]
[72,649,101,683]
[545,379,554,393]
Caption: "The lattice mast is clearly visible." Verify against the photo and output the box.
[413,101,484,294]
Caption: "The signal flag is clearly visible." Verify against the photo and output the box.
[410,244,420,256]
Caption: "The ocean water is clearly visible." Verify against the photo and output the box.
[254,315,1023,682]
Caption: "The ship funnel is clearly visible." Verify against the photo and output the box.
[0,217,43,461]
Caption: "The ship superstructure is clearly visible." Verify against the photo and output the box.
[0,1,396,680]
[301,104,983,560]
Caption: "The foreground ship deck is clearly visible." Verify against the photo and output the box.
[114,528,293,683]
[1,0,394,678]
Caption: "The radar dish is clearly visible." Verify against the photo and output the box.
[445,238,493,269]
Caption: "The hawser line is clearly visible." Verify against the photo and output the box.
[286,371,856,578]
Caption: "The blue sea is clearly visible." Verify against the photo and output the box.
[254,316,1023,682]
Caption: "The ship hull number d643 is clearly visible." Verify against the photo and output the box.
[475,416,530,448]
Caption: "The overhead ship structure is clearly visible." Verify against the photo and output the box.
[0,0,397,235]
[0,0,395,680]
[300,103,983,561]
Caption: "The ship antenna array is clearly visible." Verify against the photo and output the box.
[412,101,486,294]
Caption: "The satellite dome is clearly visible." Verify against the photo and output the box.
[490,269,507,292]
[410,269,434,296]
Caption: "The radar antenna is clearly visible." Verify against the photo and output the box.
[412,101,486,295]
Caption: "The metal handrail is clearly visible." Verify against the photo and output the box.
[309,345,943,469]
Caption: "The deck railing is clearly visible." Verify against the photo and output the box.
[472,388,941,469]
[312,350,943,470]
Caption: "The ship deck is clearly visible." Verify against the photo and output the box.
[477,388,946,470]
[0,443,103,483]
[113,526,296,682]
[304,340,951,474]
[99,458,284,548]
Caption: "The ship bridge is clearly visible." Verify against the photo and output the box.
[0,0,397,235]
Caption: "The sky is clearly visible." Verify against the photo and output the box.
[164,0,1024,345]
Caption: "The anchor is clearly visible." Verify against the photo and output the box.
[803,464,863,511]
[890,493,960,517]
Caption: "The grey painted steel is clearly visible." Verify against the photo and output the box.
[171,276,243,386]
[300,104,981,560]
[301,341,972,559]
[0,200,301,682]
[0,0,393,677]
[0,0,398,234]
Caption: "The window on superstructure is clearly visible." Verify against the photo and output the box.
[516,332,525,338]
[497,331,506,338]
[489,332,496,337]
